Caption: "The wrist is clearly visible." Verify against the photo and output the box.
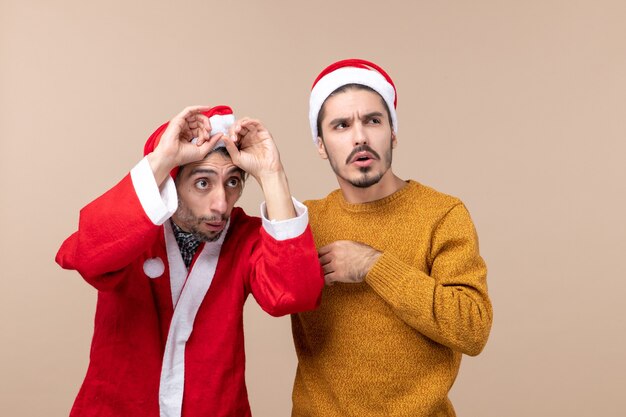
[363,248,382,277]
[258,168,296,221]
[147,152,178,186]
[257,168,287,189]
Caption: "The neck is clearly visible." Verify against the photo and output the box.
[170,219,192,236]
[170,215,190,233]
[337,170,406,204]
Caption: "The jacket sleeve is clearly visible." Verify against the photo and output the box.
[55,157,178,290]
[364,203,492,356]
[247,200,324,317]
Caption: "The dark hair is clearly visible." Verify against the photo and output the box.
[316,84,393,141]
[176,146,248,182]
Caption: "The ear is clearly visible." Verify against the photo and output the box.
[317,137,328,160]
[391,131,398,149]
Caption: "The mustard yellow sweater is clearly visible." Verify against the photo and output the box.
[291,180,492,417]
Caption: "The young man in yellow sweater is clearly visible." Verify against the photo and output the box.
[291,59,493,417]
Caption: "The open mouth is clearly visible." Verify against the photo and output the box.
[350,151,375,166]
[204,221,226,232]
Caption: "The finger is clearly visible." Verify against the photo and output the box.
[236,116,252,126]
[232,122,251,140]
[318,253,332,265]
[185,115,200,125]
[239,118,262,128]
[193,120,213,146]
[222,132,241,163]
[228,123,242,143]
[240,119,269,139]
[318,244,333,257]
[235,123,251,138]
[194,133,223,155]
[239,119,259,137]
[177,105,212,120]
[165,106,211,139]
[186,113,209,129]
[203,115,212,136]
[193,115,212,145]
[324,273,335,286]
[321,263,334,275]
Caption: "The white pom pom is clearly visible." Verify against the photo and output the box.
[143,257,165,278]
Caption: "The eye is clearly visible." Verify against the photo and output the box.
[335,121,348,130]
[369,117,382,124]
[194,179,210,190]
[226,177,240,188]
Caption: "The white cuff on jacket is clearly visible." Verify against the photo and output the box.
[130,157,178,225]
[260,197,308,241]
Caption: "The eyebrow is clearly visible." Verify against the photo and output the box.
[189,168,218,177]
[189,166,243,178]
[362,111,385,120]
[328,116,350,126]
[327,112,385,126]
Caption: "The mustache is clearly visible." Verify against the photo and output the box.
[197,215,228,223]
[345,145,380,165]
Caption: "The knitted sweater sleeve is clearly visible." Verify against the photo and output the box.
[365,203,492,356]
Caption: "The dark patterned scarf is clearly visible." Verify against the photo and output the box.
[170,220,201,269]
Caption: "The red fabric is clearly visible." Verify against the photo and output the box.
[311,58,397,107]
[56,174,323,417]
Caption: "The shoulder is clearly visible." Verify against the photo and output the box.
[304,189,341,214]
[406,180,464,213]
[405,181,482,240]
[226,207,261,239]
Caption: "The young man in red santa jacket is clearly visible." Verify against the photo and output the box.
[56,105,324,417]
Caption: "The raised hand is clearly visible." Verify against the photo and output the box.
[222,118,283,182]
[223,117,296,220]
[318,240,381,286]
[146,106,226,185]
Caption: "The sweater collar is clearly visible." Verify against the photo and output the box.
[335,180,416,213]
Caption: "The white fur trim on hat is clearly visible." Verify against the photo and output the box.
[209,114,235,136]
[210,113,235,149]
[309,66,397,144]
[191,113,235,148]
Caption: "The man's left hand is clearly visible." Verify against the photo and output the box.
[223,118,283,181]
[318,240,382,286]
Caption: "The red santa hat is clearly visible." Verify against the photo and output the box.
[143,105,236,178]
[309,58,398,144]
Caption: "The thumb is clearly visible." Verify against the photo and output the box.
[187,133,223,160]
[222,134,241,164]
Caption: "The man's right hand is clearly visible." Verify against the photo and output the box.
[318,240,382,286]
[148,106,225,185]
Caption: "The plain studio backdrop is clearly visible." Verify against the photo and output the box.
[1,1,625,416]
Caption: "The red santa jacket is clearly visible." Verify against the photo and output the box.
[56,160,323,417]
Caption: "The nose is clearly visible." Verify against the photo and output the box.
[209,185,228,216]
[352,122,368,146]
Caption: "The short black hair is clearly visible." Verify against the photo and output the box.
[316,83,393,141]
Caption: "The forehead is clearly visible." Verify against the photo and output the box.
[321,88,387,120]
[181,151,240,178]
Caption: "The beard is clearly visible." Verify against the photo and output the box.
[174,199,228,242]
[328,143,393,189]
[350,168,385,188]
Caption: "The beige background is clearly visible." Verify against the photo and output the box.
[1,1,625,416]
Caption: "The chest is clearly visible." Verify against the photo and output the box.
[310,208,434,272]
